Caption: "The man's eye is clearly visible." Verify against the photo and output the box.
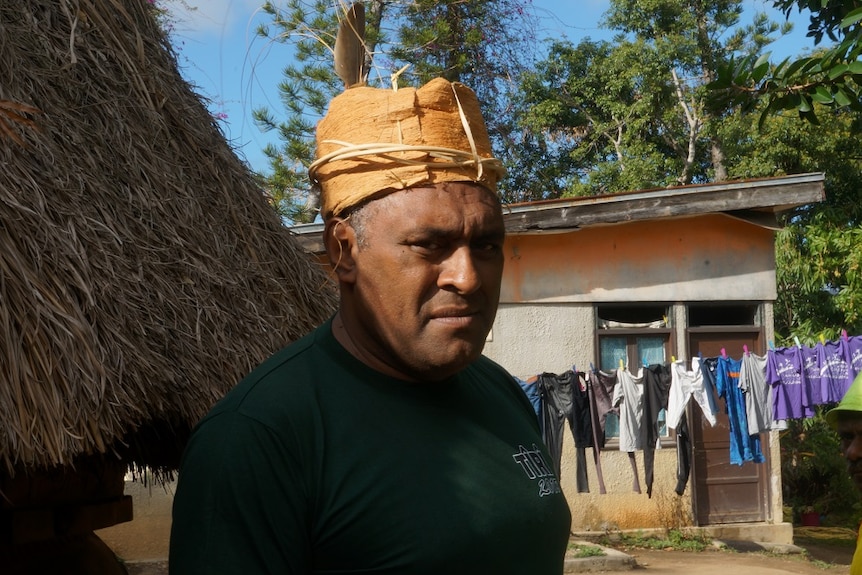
[474,241,502,253]
[412,240,442,252]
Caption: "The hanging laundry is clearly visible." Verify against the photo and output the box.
[586,371,608,494]
[515,375,542,426]
[767,346,815,421]
[673,411,691,496]
[817,337,851,403]
[668,357,716,496]
[538,371,592,493]
[739,352,772,434]
[626,451,642,495]
[590,370,618,445]
[800,344,824,407]
[572,371,593,493]
[668,357,717,430]
[847,335,862,386]
[612,366,644,493]
[715,355,764,465]
[641,364,671,498]
[612,367,644,452]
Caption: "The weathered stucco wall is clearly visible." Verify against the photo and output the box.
[500,214,776,303]
[559,446,689,531]
[484,303,595,377]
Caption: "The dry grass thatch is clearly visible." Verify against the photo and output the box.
[0,0,337,476]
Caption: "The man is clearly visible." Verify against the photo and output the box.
[169,78,572,574]
[827,371,862,575]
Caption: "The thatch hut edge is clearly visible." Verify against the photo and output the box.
[0,0,337,477]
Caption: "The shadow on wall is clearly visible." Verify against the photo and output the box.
[97,479,175,563]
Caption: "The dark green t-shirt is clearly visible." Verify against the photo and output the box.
[169,319,571,574]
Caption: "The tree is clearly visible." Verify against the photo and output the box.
[710,0,862,124]
[715,105,862,340]
[253,0,537,222]
[514,38,681,198]
[513,0,782,198]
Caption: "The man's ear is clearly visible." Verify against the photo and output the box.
[324,217,358,283]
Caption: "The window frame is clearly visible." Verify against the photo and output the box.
[595,306,676,449]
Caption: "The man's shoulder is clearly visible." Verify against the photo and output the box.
[461,355,526,399]
[202,322,336,422]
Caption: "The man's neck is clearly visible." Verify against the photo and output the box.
[330,310,421,382]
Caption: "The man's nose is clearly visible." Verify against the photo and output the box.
[438,246,480,294]
[846,435,862,461]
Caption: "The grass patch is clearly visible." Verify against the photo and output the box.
[610,529,712,552]
[567,543,606,558]
[794,526,857,548]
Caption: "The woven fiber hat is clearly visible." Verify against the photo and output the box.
[826,371,862,428]
[309,77,505,218]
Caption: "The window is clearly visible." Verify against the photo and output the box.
[688,303,759,327]
[596,305,673,442]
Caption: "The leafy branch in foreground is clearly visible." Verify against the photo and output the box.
[708,1,862,125]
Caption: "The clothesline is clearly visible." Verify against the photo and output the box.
[517,332,862,500]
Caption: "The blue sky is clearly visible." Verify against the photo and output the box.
[166,0,812,174]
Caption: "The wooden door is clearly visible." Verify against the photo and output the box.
[688,330,771,525]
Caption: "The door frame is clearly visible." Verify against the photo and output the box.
[687,326,772,526]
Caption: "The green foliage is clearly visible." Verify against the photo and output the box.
[711,100,862,341]
[609,529,712,552]
[253,0,537,222]
[252,0,344,223]
[709,0,862,125]
[512,0,787,198]
[780,412,862,526]
[566,543,606,558]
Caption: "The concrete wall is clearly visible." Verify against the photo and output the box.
[484,303,595,376]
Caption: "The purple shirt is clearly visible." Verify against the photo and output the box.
[817,339,851,403]
[847,335,862,386]
[800,344,824,406]
[767,347,814,420]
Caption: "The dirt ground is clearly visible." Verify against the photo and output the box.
[124,549,846,575]
[575,526,856,575]
[124,527,856,575]
[594,544,850,575]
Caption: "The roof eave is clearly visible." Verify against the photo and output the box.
[290,172,826,252]
[504,172,825,234]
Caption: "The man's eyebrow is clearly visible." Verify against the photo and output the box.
[475,227,506,241]
[405,223,505,240]
[405,226,453,239]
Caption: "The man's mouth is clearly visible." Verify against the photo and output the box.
[429,307,482,328]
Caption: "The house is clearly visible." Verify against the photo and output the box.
[291,171,826,544]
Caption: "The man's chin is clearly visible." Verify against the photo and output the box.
[414,345,485,381]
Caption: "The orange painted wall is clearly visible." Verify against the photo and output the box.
[501,214,776,303]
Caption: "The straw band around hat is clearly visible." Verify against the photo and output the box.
[309,78,504,218]
[826,371,862,428]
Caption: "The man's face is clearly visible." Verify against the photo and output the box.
[336,182,505,381]
[837,415,862,492]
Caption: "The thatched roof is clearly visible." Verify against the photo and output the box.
[0,1,337,475]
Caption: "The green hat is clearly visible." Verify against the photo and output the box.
[826,371,862,428]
